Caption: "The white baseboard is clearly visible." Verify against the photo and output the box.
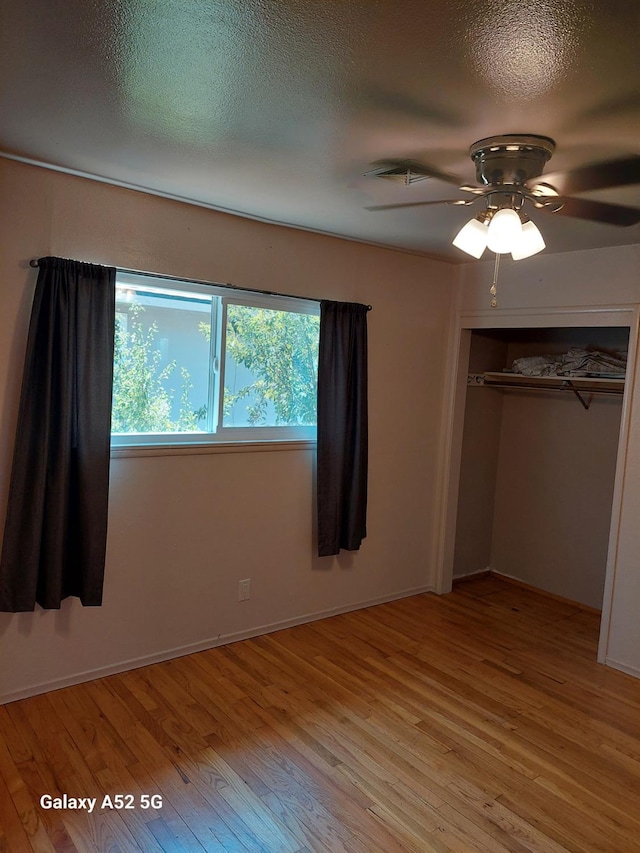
[604,657,640,680]
[0,583,435,705]
[452,567,492,582]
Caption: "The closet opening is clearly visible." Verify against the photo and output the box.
[442,321,633,660]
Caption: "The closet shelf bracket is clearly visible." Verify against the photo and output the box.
[564,380,590,411]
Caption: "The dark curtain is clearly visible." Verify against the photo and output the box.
[317,300,368,557]
[0,257,116,611]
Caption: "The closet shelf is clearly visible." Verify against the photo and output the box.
[468,371,625,411]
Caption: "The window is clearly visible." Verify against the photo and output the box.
[111,273,320,446]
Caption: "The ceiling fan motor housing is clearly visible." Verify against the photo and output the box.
[470,135,556,188]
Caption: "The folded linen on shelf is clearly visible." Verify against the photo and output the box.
[512,347,627,377]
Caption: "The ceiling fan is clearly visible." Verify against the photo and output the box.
[366,135,640,260]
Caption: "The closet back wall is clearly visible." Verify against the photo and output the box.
[491,387,622,609]
[0,158,454,703]
[491,331,626,609]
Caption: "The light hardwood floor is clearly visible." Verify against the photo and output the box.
[1,575,640,852]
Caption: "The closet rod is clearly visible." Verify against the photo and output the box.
[482,378,624,411]
[29,258,373,311]
[482,379,623,394]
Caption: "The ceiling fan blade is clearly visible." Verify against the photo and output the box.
[361,89,465,129]
[418,167,467,187]
[364,159,464,187]
[537,156,640,195]
[570,92,640,126]
[366,199,474,211]
[544,196,640,226]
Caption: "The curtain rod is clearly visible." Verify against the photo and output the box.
[29,259,373,311]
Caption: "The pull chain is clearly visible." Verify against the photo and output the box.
[490,252,501,308]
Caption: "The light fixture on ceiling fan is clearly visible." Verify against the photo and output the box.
[452,208,546,259]
[451,207,546,261]
[451,136,556,260]
[366,134,640,304]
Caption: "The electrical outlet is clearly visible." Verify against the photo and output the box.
[238,578,251,601]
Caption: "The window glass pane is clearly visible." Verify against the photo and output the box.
[112,287,212,434]
[223,304,319,428]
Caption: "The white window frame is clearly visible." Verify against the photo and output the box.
[111,273,320,448]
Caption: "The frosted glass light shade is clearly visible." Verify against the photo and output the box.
[452,218,489,258]
[487,208,522,253]
[511,220,546,260]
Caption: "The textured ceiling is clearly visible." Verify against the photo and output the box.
[1,0,639,262]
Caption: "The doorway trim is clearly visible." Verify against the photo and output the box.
[433,303,640,666]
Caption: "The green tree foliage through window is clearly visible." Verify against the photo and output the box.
[226,305,319,425]
[112,305,203,433]
[111,286,320,442]
[201,304,319,426]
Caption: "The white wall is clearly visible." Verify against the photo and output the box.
[0,159,455,703]
[457,246,640,676]
[458,246,640,314]
[453,333,506,579]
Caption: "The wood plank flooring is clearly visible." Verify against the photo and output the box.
[1,575,640,852]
